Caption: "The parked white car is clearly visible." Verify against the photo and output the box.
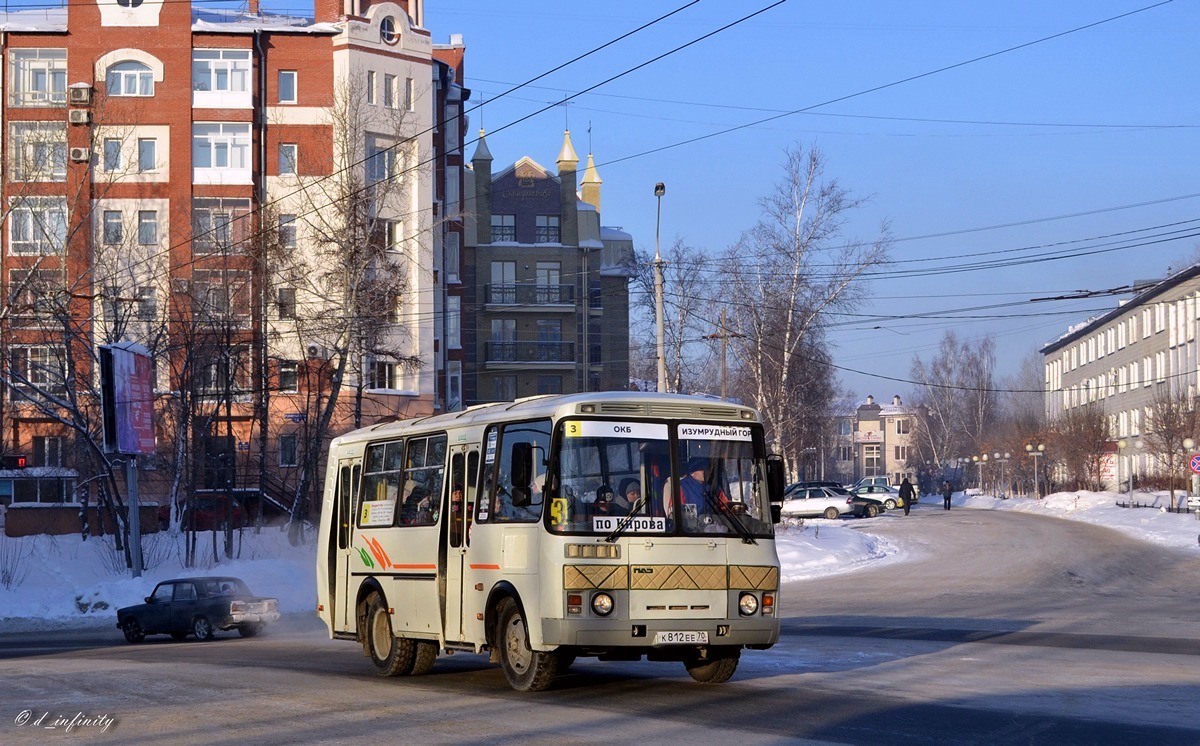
[780,486,854,520]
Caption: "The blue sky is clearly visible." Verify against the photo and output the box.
[417,1,1197,400]
[13,0,1195,401]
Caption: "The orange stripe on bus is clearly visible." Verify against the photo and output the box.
[469,564,501,570]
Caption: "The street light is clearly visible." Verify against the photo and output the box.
[1026,443,1045,498]
[653,182,666,393]
[993,451,1011,498]
[971,453,988,491]
[1117,438,1129,494]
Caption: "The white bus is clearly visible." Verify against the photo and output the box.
[315,392,784,691]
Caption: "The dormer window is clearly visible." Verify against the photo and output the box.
[380,16,399,45]
[106,61,154,96]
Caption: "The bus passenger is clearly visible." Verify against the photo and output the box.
[614,479,639,515]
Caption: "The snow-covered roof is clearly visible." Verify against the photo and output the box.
[601,226,632,241]
[0,7,338,34]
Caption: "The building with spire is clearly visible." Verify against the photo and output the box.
[462,130,633,404]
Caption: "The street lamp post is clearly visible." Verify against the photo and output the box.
[1117,438,1128,494]
[653,182,667,393]
[1180,437,1195,509]
[1026,443,1045,498]
[993,451,1011,498]
[971,454,988,491]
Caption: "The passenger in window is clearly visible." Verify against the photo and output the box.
[401,485,433,525]
[593,484,615,516]
[614,479,639,515]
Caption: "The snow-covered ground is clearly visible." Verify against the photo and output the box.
[2,490,1197,631]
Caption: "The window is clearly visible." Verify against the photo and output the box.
[491,214,515,242]
[366,142,397,183]
[862,444,881,476]
[490,319,516,361]
[10,123,66,181]
[192,49,250,93]
[106,61,153,96]
[366,70,376,105]
[136,287,157,321]
[277,287,296,319]
[445,232,461,283]
[193,122,251,176]
[8,269,64,325]
[404,77,414,111]
[196,345,251,396]
[278,70,297,104]
[385,219,406,252]
[368,360,395,389]
[9,198,67,255]
[138,211,158,245]
[10,345,67,397]
[192,270,252,323]
[894,445,910,462]
[33,436,63,467]
[490,260,516,303]
[537,375,562,395]
[276,214,297,249]
[536,261,561,303]
[383,74,396,108]
[279,143,297,175]
[536,319,562,361]
[493,375,516,402]
[103,211,123,245]
[483,420,549,524]
[192,198,250,254]
[380,16,399,44]
[10,49,66,106]
[279,434,298,467]
[896,418,911,435]
[535,215,560,243]
[103,138,122,172]
[446,295,461,349]
[279,361,298,392]
[137,138,157,172]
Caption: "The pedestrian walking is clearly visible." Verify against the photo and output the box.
[899,477,915,516]
[941,480,954,511]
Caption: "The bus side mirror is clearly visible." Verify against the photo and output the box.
[510,442,533,507]
[766,454,785,502]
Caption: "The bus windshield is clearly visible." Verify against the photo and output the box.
[550,419,774,538]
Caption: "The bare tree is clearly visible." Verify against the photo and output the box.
[911,331,999,471]
[1050,403,1110,491]
[629,239,716,394]
[721,145,889,463]
[264,75,427,538]
[1143,388,1200,509]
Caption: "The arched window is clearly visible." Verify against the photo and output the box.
[106,61,153,96]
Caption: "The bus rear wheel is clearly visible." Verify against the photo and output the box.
[495,598,557,692]
[684,647,740,683]
[366,594,416,676]
[410,640,438,675]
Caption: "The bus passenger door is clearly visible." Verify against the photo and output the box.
[334,460,360,632]
[443,448,474,642]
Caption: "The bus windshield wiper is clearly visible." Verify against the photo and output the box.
[604,493,651,543]
[703,489,757,545]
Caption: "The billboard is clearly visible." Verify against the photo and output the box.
[100,344,156,456]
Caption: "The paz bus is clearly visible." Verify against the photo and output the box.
[315,391,784,691]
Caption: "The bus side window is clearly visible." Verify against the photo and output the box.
[466,451,479,542]
[449,453,465,548]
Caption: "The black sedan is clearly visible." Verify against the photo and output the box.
[116,576,280,643]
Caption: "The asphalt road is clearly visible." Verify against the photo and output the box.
[3,506,1200,745]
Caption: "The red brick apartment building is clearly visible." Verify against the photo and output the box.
[0,0,468,529]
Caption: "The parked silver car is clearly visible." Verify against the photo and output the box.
[781,485,855,520]
[851,484,905,510]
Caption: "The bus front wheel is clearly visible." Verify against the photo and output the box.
[495,598,558,692]
[366,594,416,676]
[684,647,740,683]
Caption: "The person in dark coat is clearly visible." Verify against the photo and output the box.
[941,480,954,511]
[899,477,915,516]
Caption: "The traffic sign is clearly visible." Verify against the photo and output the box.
[1189,453,1200,474]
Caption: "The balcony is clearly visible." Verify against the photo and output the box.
[485,283,575,309]
[485,341,576,368]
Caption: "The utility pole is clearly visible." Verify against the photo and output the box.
[653,182,666,392]
[702,308,742,401]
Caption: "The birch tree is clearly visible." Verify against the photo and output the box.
[722,145,889,461]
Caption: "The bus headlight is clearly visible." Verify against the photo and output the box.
[738,592,759,616]
[591,592,614,616]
